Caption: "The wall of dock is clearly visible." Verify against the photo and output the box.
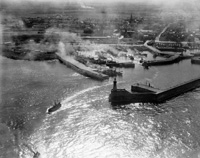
[56,54,109,81]
[157,78,200,102]
[109,89,157,104]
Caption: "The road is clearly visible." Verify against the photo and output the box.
[144,40,177,55]
[155,23,171,41]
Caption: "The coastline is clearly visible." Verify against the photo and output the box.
[1,50,109,81]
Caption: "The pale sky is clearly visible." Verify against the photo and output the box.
[1,0,198,8]
[1,0,190,3]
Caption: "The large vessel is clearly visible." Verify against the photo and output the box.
[106,61,135,68]
[109,77,200,105]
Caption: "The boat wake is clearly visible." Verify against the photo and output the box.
[63,86,100,103]
[61,81,125,110]
[71,73,81,76]
[152,68,159,80]
[46,80,125,114]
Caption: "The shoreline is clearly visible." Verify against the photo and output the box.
[0,50,109,81]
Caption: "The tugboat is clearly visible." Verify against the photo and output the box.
[47,102,61,114]
[33,152,40,158]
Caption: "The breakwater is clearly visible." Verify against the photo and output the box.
[1,46,109,81]
[157,77,200,102]
[109,77,200,104]
[142,54,180,66]
[57,54,109,81]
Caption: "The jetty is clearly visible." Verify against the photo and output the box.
[144,40,176,56]
[109,77,200,105]
[57,54,109,81]
[142,54,180,66]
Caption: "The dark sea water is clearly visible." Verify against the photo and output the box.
[1,55,200,158]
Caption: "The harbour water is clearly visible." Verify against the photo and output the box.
[1,55,200,158]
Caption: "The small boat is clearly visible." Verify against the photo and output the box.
[106,60,120,67]
[33,152,40,158]
[102,68,122,77]
[89,57,107,65]
[106,60,135,68]
[47,102,61,114]
[120,62,135,68]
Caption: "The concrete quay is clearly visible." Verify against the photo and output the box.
[57,54,109,81]
[109,76,200,105]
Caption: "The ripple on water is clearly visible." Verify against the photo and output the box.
[4,58,200,158]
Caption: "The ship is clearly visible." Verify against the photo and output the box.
[106,60,135,68]
[109,77,200,105]
[47,102,61,114]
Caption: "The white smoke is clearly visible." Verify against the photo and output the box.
[22,28,120,60]
[77,0,94,9]
[45,28,81,56]
[58,41,66,56]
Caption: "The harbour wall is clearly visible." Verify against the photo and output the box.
[157,78,200,102]
[110,76,200,104]
[109,89,157,104]
[56,54,109,81]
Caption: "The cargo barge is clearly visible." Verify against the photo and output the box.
[109,77,200,105]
